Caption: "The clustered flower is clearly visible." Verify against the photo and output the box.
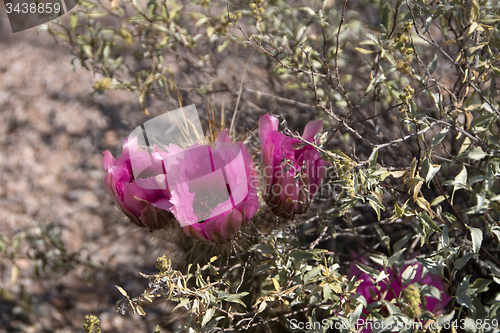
[102,114,328,243]
[349,255,450,332]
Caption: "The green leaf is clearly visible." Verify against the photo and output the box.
[355,47,378,54]
[443,166,469,197]
[474,194,485,213]
[206,26,215,38]
[304,266,322,285]
[173,298,190,311]
[383,301,400,315]
[420,157,441,186]
[299,7,316,16]
[115,285,129,297]
[381,3,390,30]
[436,311,455,328]
[323,283,334,302]
[469,278,492,293]
[355,262,380,279]
[250,243,272,254]
[220,292,249,307]
[431,195,445,206]
[419,213,441,232]
[401,265,416,286]
[454,253,476,270]
[456,295,475,311]
[350,304,364,326]
[367,253,388,267]
[466,147,487,160]
[83,45,93,59]
[469,227,483,253]
[420,284,442,300]
[388,248,406,266]
[393,234,411,253]
[366,194,384,221]
[487,261,500,285]
[369,150,378,169]
[217,40,229,53]
[375,270,390,283]
[201,308,215,328]
[417,256,444,275]
[441,224,449,247]
[70,14,78,30]
[289,249,321,262]
[431,127,449,147]
[456,275,471,296]
[427,54,438,74]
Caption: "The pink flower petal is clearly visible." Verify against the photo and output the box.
[303,119,323,142]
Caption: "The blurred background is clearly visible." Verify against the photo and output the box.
[0,7,185,332]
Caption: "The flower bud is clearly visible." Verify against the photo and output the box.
[258,114,328,218]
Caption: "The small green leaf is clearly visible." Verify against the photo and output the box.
[456,295,475,311]
[217,40,229,53]
[428,54,438,74]
[289,249,321,261]
[388,248,406,266]
[431,195,445,206]
[393,234,411,253]
[304,266,322,285]
[115,285,129,298]
[381,3,390,30]
[454,253,476,270]
[436,311,455,327]
[70,14,78,30]
[299,7,316,15]
[375,270,390,283]
[401,265,416,286]
[419,214,441,232]
[250,243,272,254]
[420,284,442,300]
[469,227,483,253]
[443,166,468,193]
[466,147,487,160]
[355,262,380,279]
[350,304,364,326]
[442,224,449,247]
[201,308,215,328]
[431,127,449,147]
[83,45,93,59]
[470,278,492,293]
[420,157,441,186]
[369,150,378,169]
[366,194,384,221]
[456,275,471,296]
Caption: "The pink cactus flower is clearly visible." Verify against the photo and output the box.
[162,129,260,243]
[258,114,328,218]
[102,136,174,231]
[349,256,450,332]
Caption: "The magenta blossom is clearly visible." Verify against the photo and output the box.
[349,255,450,331]
[258,114,328,218]
[162,129,260,243]
[102,137,174,231]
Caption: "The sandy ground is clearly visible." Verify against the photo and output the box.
[0,8,184,333]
